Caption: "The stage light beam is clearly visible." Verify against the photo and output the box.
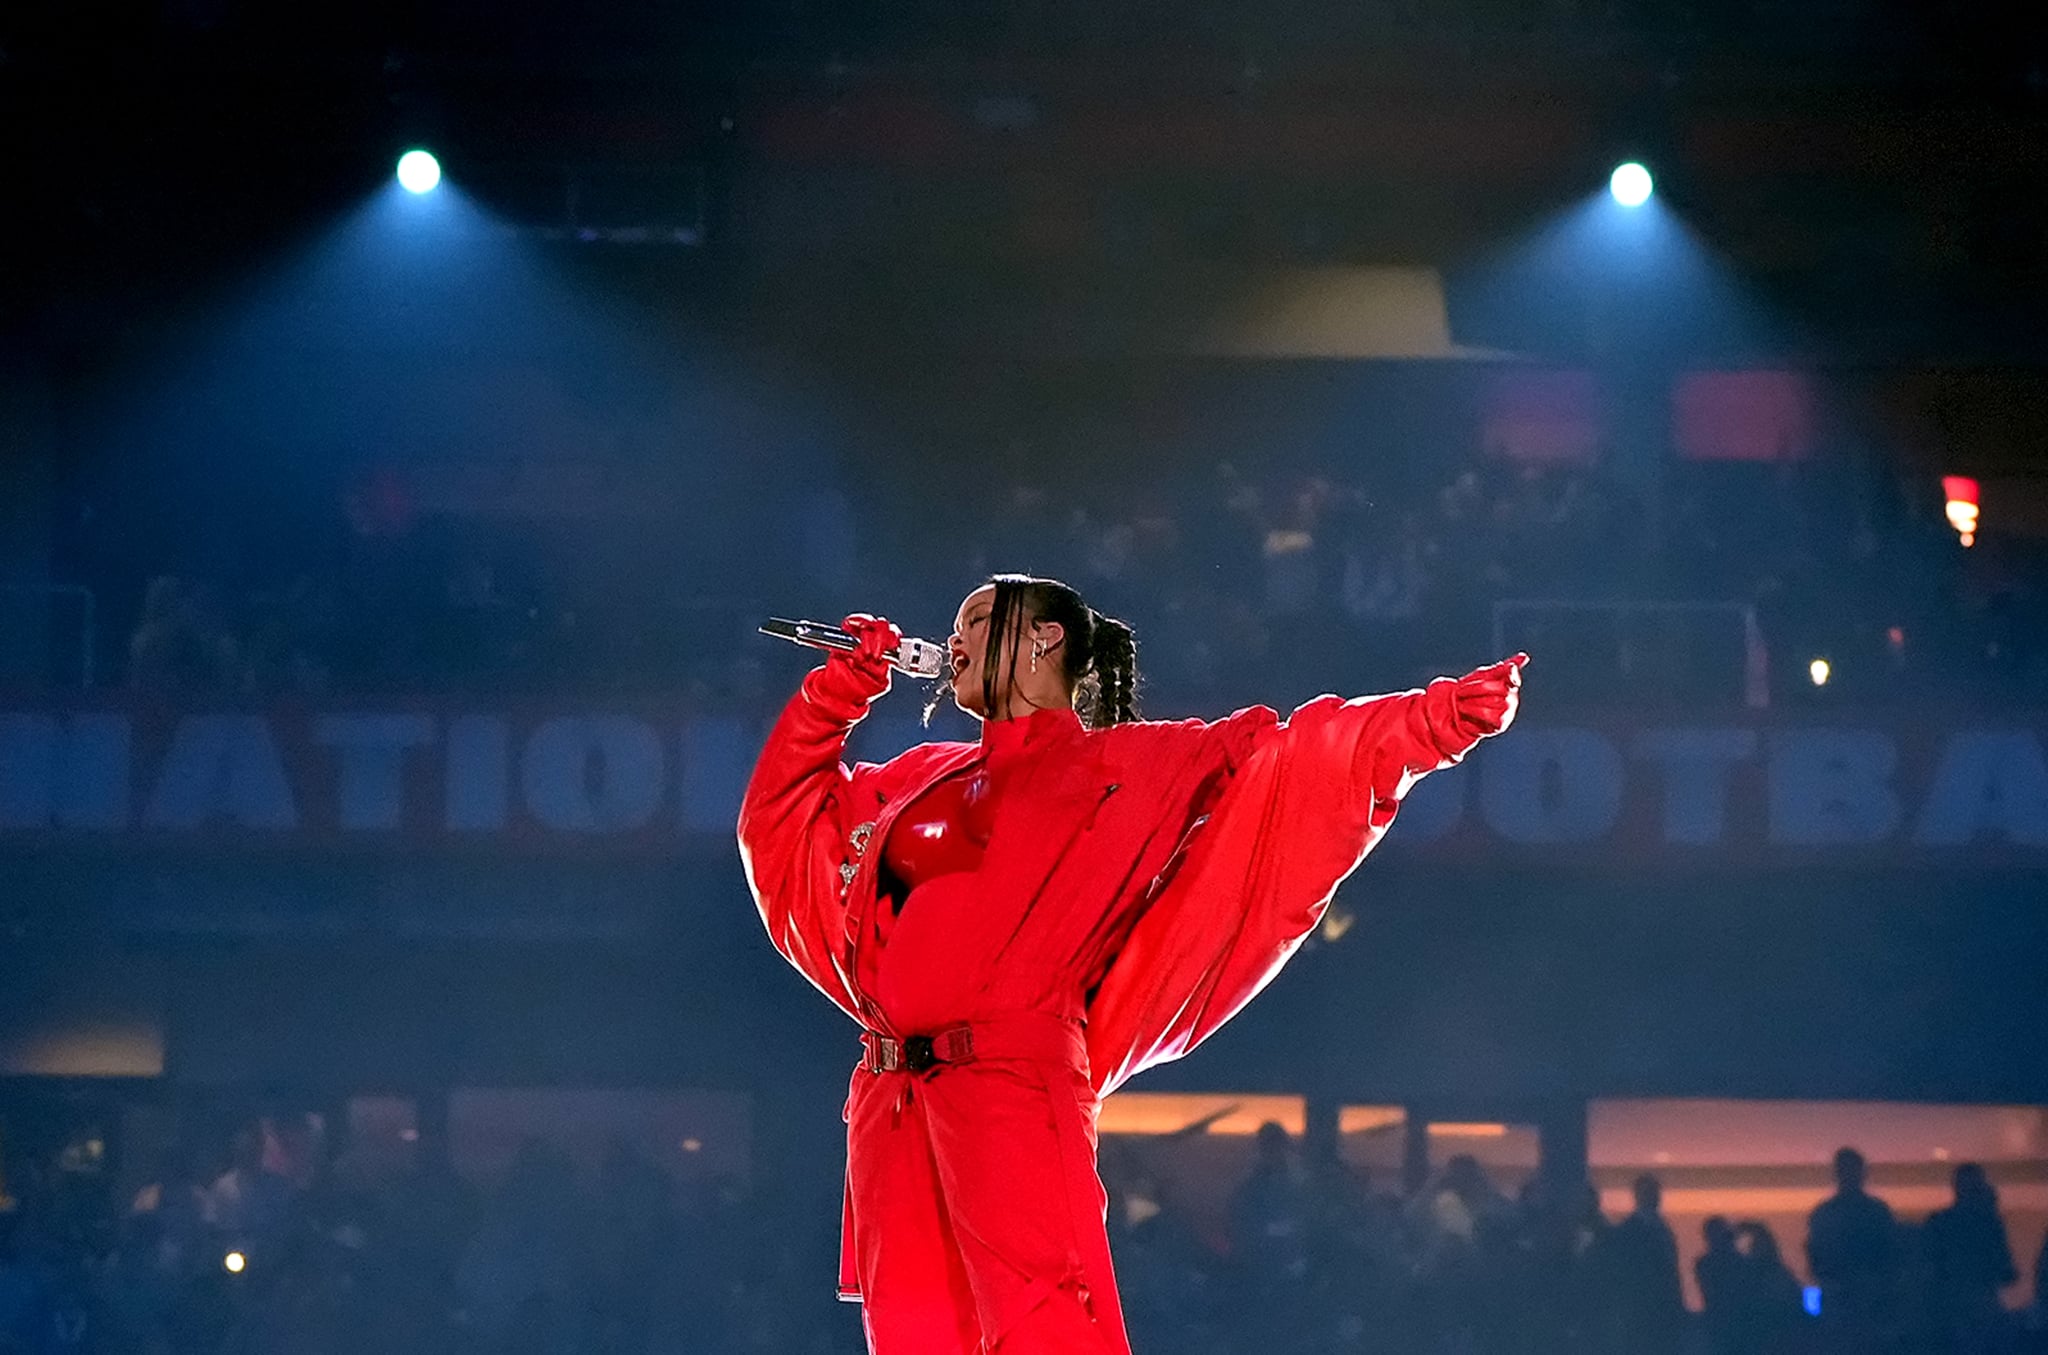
[396,150,442,195]
[1609,162,1654,208]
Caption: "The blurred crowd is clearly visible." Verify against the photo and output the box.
[0,1116,843,1355]
[105,450,2048,714]
[3,1116,2045,1355]
[1115,1133,2048,1355]
[908,453,2045,713]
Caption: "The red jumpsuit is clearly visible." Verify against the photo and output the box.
[738,658,1493,1354]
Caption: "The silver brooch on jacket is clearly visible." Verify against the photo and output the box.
[841,821,876,893]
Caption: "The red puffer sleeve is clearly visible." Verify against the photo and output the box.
[1086,678,1477,1096]
[737,664,899,1022]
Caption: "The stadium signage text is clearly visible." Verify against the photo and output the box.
[2,709,2044,862]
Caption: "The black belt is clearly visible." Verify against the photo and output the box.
[860,1024,975,1074]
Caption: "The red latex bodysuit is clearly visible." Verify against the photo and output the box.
[865,761,999,982]
[739,640,1521,1355]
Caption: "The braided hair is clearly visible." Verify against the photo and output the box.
[925,573,1141,730]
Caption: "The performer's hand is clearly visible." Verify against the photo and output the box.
[828,612,900,699]
[1452,652,1527,740]
[800,612,899,717]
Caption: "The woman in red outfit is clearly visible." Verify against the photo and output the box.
[739,575,1525,1355]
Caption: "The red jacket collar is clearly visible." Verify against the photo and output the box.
[979,704,1083,761]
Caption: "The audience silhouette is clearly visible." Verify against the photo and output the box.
[1807,1146,1902,1352]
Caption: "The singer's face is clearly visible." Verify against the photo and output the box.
[948,585,1001,717]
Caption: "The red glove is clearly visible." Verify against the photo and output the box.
[806,612,900,711]
[1452,651,1527,742]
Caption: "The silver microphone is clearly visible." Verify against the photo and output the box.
[759,617,950,680]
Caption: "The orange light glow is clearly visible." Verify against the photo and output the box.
[1589,1098,2048,1167]
[1429,1122,1510,1138]
[1338,1107,1407,1135]
[1098,1096,1409,1138]
[1943,475,1981,545]
[1099,1093,1307,1136]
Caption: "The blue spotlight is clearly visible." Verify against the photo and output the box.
[396,150,442,195]
[1609,162,1653,208]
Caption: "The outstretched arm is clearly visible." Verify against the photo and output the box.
[1087,654,1527,1094]
[1349,652,1525,825]
[736,614,900,1019]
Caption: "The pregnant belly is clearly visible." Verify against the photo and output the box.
[872,873,1029,1033]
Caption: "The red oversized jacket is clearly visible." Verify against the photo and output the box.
[737,666,1481,1099]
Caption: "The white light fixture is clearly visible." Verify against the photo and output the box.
[1609,162,1654,208]
[396,149,442,195]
